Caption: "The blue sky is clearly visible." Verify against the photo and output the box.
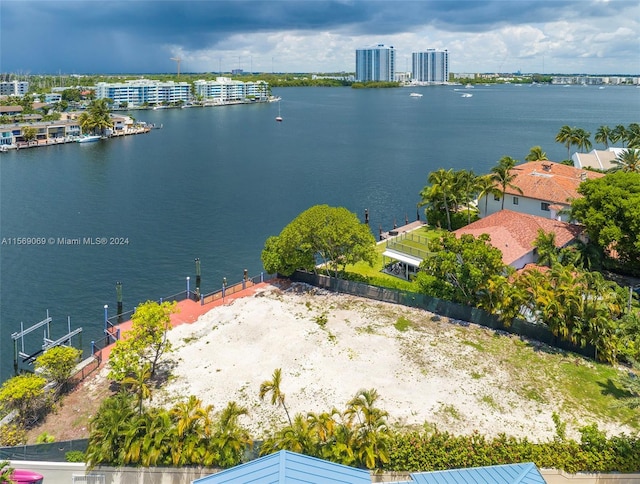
[1,0,638,75]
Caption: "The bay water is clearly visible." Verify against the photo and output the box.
[1,84,638,381]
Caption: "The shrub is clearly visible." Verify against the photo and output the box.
[65,450,86,463]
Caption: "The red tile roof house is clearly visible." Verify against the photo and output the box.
[479,160,604,222]
[454,209,585,269]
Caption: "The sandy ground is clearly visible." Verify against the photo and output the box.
[141,283,634,442]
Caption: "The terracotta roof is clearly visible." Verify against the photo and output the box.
[503,161,604,205]
[454,210,584,266]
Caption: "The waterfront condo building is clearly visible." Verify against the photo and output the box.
[95,79,191,107]
[193,77,269,103]
[412,49,449,83]
[355,44,396,82]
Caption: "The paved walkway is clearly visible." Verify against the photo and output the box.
[98,281,272,363]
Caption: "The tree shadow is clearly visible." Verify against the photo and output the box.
[597,378,634,400]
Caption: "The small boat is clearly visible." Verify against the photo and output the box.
[275,101,283,122]
[409,92,423,98]
[77,135,102,143]
[461,93,473,98]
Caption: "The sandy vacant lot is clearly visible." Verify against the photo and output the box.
[148,282,633,441]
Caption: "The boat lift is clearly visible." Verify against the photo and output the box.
[11,310,82,375]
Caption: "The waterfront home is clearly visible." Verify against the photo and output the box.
[478,160,604,222]
[453,209,585,269]
[572,147,628,171]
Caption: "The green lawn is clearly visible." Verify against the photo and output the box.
[343,226,444,291]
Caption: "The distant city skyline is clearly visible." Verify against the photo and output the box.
[1,1,639,76]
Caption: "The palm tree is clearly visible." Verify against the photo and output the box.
[627,123,640,149]
[490,156,522,210]
[525,146,548,161]
[454,169,481,225]
[86,392,137,467]
[420,168,455,231]
[476,174,501,217]
[0,461,14,483]
[533,230,559,267]
[609,148,640,173]
[140,409,173,466]
[555,125,575,160]
[595,125,612,149]
[121,363,152,414]
[259,368,292,426]
[79,99,113,135]
[611,124,628,147]
[344,388,390,469]
[573,128,592,153]
[212,401,252,468]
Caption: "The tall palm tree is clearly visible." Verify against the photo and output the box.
[611,124,628,147]
[490,156,522,210]
[476,174,501,217]
[420,168,455,231]
[212,401,252,468]
[344,388,390,469]
[454,169,481,225]
[259,368,292,426]
[525,146,548,161]
[626,123,640,149]
[610,148,640,173]
[555,125,575,160]
[594,125,612,149]
[573,128,592,153]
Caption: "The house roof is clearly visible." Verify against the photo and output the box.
[503,160,604,205]
[0,105,23,114]
[572,147,627,171]
[192,450,371,484]
[408,462,546,484]
[454,210,584,266]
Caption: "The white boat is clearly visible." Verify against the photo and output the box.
[275,101,283,122]
[461,93,473,98]
[77,135,102,143]
[409,92,423,98]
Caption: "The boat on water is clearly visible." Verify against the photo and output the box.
[461,93,473,98]
[409,92,423,98]
[77,135,102,143]
[275,101,283,122]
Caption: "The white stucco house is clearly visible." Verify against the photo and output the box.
[478,160,604,222]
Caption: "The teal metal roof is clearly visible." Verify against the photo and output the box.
[409,462,546,484]
[192,450,371,484]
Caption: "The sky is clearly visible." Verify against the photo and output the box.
[1,0,639,76]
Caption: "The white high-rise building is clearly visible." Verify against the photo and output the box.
[355,44,396,82]
[412,49,449,84]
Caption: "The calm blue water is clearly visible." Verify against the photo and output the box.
[1,84,638,381]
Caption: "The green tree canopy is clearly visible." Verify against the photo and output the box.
[571,172,640,275]
[415,232,508,306]
[261,205,376,277]
[108,300,178,382]
[0,374,47,423]
[35,345,82,389]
